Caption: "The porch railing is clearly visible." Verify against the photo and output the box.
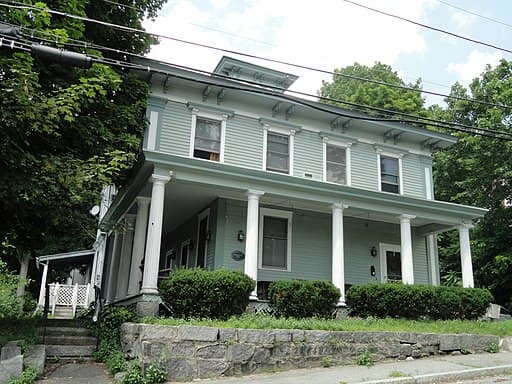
[48,283,92,317]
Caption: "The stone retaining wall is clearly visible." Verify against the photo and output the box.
[120,323,499,381]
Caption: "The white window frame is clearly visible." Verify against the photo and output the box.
[424,166,433,200]
[180,239,192,268]
[195,208,210,268]
[258,208,293,272]
[262,124,295,176]
[322,138,352,186]
[189,108,227,163]
[147,110,159,150]
[379,242,401,282]
[377,151,403,195]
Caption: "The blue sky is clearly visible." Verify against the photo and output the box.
[144,0,512,106]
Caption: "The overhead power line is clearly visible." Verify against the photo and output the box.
[342,0,512,55]
[1,1,510,111]
[436,0,512,30]
[3,30,512,143]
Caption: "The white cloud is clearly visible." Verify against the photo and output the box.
[446,50,502,85]
[451,10,477,28]
[143,0,432,96]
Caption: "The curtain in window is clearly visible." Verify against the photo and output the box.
[326,145,346,184]
[262,216,287,269]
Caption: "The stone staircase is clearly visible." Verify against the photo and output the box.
[38,319,97,360]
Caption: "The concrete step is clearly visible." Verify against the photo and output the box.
[38,335,97,346]
[38,326,91,337]
[45,345,95,358]
[39,318,90,328]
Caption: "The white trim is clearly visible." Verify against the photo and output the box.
[189,108,228,163]
[258,208,293,272]
[377,152,403,195]
[379,242,401,282]
[180,239,191,268]
[427,234,439,285]
[195,208,210,268]
[322,139,352,186]
[147,110,159,150]
[262,125,295,176]
[425,167,433,200]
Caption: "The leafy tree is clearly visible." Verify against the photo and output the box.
[433,60,512,307]
[0,0,163,291]
[319,62,425,115]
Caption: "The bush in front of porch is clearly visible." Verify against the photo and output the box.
[346,283,492,320]
[159,269,255,320]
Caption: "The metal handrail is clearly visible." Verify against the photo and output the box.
[92,285,103,350]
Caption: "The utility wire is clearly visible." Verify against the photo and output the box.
[342,0,512,55]
[1,1,509,110]
[4,29,512,142]
[436,0,512,30]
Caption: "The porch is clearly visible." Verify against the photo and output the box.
[99,156,486,315]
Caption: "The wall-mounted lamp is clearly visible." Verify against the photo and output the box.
[237,230,245,242]
[370,246,377,257]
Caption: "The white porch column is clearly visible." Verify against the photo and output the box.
[331,203,346,305]
[459,223,474,288]
[106,230,123,303]
[37,262,49,308]
[399,214,416,285]
[141,174,171,296]
[115,214,136,300]
[127,197,151,296]
[244,190,264,301]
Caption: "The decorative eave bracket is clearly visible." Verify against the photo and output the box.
[384,129,404,145]
[217,88,225,105]
[331,117,351,133]
[421,138,442,151]
[202,86,211,101]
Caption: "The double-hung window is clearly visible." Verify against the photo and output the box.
[259,208,292,271]
[193,117,222,161]
[380,155,400,193]
[266,132,290,174]
[325,144,350,184]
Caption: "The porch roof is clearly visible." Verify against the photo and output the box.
[102,152,487,235]
[36,249,95,267]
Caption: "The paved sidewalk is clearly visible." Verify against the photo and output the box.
[192,352,512,384]
[36,361,110,384]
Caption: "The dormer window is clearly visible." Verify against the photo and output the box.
[193,117,222,161]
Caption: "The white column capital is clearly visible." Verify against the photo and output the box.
[246,190,265,200]
[331,202,348,211]
[125,213,136,225]
[150,172,172,185]
[399,214,416,222]
[458,223,474,231]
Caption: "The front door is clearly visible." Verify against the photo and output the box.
[380,243,402,282]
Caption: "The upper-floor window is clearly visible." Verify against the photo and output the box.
[259,208,292,271]
[266,132,290,174]
[325,144,350,185]
[380,155,400,193]
[193,117,222,161]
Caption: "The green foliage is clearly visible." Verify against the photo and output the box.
[144,364,167,383]
[7,366,38,384]
[346,283,493,320]
[319,62,425,116]
[0,316,38,354]
[0,0,162,289]
[144,313,512,336]
[94,306,137,362]
[159,269,255,320]
[106,350,129,375]
[268,280,340,319]
[0,260,22,318]
[487,341,499,353]
[356,349,374,367]
[121,362,144,384]
[321,356,331,368]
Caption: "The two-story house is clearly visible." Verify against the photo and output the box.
[91,56,486,315]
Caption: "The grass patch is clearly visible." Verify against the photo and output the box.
[139,314,512,336]
[389,371,411,378]
[0,317,38,354]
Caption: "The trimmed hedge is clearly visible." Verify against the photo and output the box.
[159,268,255,320]
[268,280,340,318]
[346,283,493,320]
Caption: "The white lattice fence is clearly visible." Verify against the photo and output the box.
[49,283,91,317]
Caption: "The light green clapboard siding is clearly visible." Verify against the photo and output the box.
[224,115,263,169]
[159,101,191,156]
[350,143,379,191]
[218,199,430,285]
[403,154,426,198]
[293,130,323,180]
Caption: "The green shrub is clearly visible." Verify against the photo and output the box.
[0,260,22,319]
[122,362,144,384]
[106,350,128,375]
[94,306,137,362]
[346,283,493,320]
[159,269,255,320]
[268,280,340,318]
[144,364,167,383]
[7,366,38,384]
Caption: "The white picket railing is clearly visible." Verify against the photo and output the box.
[48,283,92,317]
